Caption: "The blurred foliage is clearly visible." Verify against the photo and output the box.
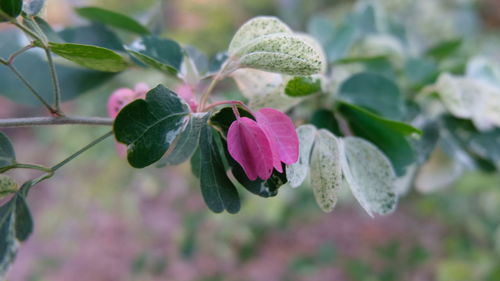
[2,0,500,280]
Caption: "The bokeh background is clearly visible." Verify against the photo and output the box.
[2,0,500,280]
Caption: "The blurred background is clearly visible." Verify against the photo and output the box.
[1,0,500,280]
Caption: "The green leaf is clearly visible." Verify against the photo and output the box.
[208,52,228,73]
[190,148,201,178]
[440,116,500,170]
[310,129,342,213]
[426,38,462,60]
[197,125,240,213]
[286,125,316,188]
[127,36,183,75]
[114,85,190,168]
[338,72,404,120]
[209,106,254,135]
[0,175,17,197]
[22,0,45,15]
[157,113,208,167]
[0,25,121,105]
[23,16,63,42]
[0,193,33,278]
[0,132,15,169]
[404,57,438,87]
[285,76,321,97]
[335,55,395,80]
[341,137,397,216]
[46,42,129,72]
[311,109,342,136]
[231,159,286,198]
[75,6,149,35]
[13,195,32,241]
[59,23,125,51]
[338,102,420,176]
[0,0,22,21]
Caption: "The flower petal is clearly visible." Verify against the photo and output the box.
[133,82,149,98]
[254,108,299,164]
[107,88,136,118]
[175,84,198,112]
[227,117,274,180]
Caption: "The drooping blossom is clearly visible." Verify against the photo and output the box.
[227,107,299,181]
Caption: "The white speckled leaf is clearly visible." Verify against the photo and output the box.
[435,73,500,131]
[434,73,476,119]
[309,129,342,213]
[294,33,327,73]
[286,125,317,188]
[340,137,398,217]
[231,68,284,99]
[228,16,292,56]
[237,33,322,76]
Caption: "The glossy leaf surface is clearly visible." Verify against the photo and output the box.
[197,126,240,213]
[338,102,419,176]
[114,85,189,168]
[47,42,129,72]
[127,36,183,74]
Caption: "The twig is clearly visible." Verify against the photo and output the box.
[202,100,253,113]
[0,116,114,128]
[7,44,34,64]
[0,61,56,114]
[51,131,113,171]
[43,48,62,115]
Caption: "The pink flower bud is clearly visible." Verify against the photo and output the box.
[107,83,150,157]
[174,84,198,112]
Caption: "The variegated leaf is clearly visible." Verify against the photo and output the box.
[340,137,398,216]
[309,129,342,213]
[228,16,292,56]
[286,125,317,188]
[236,33,322,76]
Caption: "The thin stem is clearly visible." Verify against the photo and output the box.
[334,112,353,136]
[0,62,56,113]
[51,131,113,172]
[12,21,43,43]
[8,44,34,64]
[0,163,53,174]
[202,100,253,113]
[198,61,232,111]
[44,48,62,115]
[0,116,113,128]
[232,104,240,118]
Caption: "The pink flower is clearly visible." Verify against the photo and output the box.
[174,84,198,112]
[107,83,149,118]
[227,108,299,180]
[107,83,150,157]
